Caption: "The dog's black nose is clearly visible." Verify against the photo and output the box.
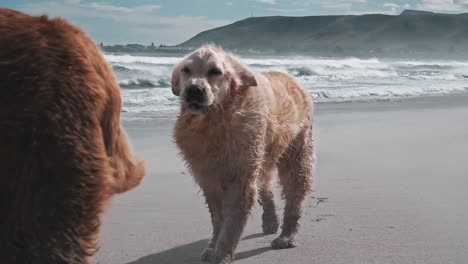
[185,84,205,103]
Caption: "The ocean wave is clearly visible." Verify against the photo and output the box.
[288,67,316,77]
[310,83,468,102]
[121,88,178,113]
[119,82,468,113]
[105,54,180,65]
[103,54,468,113]
[112,65,132,72]
[242,57,384,68]
[120,78,169,89]
[397,64,453,70]
[397,71,465,81]
[394,60,468,67]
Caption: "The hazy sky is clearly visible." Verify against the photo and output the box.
[2,0,467,45]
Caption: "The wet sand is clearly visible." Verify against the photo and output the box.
[97,95,468,264]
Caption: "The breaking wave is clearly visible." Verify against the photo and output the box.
[104,53,468,113]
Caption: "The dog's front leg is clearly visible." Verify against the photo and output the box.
[212,178,256,264]
[201,190,223,262]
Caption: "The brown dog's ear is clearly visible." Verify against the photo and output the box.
[171,63,182,96]
[228,55,257,91]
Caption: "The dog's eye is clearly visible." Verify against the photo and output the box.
[208,68,222,76]
[181,67,191,74]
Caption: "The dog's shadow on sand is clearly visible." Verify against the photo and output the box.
[127,234,271,264]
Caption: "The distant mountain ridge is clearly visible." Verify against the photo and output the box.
[400,9,468,16]
[176,10,468,57]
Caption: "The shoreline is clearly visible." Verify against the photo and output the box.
[122,93,468,123]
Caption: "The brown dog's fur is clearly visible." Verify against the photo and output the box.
[0,8,145,264]
[172,45,315,264]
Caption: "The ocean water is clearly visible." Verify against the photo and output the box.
[104,53,468,114]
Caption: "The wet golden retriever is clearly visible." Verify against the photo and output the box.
[0,8,145,263]
[172,45,315,264]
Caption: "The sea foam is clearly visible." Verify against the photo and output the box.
[104,53,468,113]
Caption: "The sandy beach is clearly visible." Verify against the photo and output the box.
[96,95,468,264]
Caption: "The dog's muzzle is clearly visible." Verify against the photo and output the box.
[184,84,207,112]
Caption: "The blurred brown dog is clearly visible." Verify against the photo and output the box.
[0,8,145,264]
[172,45,315,264]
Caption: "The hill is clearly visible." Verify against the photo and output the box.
[177,10,468,57]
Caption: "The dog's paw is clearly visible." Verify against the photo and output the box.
[271,236,296,249]
[200,247,215,262]
[211,255,233,264]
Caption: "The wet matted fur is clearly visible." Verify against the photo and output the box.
[0,8,145,264]
[172,45,315,264]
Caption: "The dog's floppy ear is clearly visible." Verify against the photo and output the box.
[238,68,257,90]
[171,63,182,96]
[228,55,257,91]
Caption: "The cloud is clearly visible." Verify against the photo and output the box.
[265,7,308,12]
[256,0,277,4]
[382,2,402,14]
[20,1,231,44]
[342,1,409,15]
[418,0,468,12]
[348,10,397,15]
[225,2,233,6]
[383,3,399,9]
[347,2,408,15]
[87,3,161,13]
[64,0,80,4]
[321,0,367,10]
